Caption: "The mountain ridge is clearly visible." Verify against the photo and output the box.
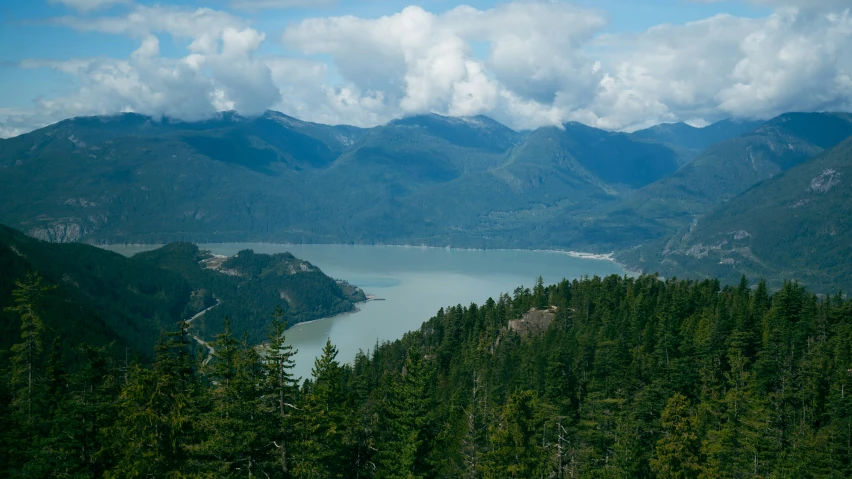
[619,135,852,293]
[0,109,702,248]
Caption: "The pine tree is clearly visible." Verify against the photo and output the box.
[36,344,119,477]
[6,272,55,430]
[373,349,433,479]
[262,306,299,477]
[192,318,267,477]
[651,393,702,479]
[533,276,547,310]
[483,390,549,479]
[106,322,198,478]
[294,339,349,478]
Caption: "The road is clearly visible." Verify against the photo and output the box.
[187,297,220,366]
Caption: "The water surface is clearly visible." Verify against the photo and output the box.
[105,243,624,379]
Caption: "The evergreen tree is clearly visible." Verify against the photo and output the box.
[483,390,549,479]
[6,272,55,430]
[193,318,267,477]
[651,393,702,479]
[106,322,198,478]
[262,306,300,477]
[373,349,433,479]
[294,339,349,478]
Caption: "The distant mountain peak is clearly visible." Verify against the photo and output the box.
[389,112,511,131]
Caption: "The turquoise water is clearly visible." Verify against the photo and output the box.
[105,243,624,380]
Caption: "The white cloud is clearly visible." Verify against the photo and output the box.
[281,3,606,128]
[277,1,852,130]
[48,0,129,13]
[587,8,852,129]
[48,5,248,40]
[2,5,281,134]
[3,0,852,137]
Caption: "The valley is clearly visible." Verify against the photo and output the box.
[3,0,852,476]
[2,109,850,292]
[107,242,624,379]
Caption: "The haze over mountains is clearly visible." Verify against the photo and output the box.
[1,109,851,292]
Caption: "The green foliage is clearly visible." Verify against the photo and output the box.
[628,136,852,294]
[134,243,365,343]
[262,306,300,477]
[0,110,737,253]
[0,224,364,365]
[0,224,192,361]
[2,272,852,477]
[651,393,702,479]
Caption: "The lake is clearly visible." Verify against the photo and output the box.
[105,243,624,379]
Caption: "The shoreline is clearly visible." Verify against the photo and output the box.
[97,241,621,265]
[287,294,383,330]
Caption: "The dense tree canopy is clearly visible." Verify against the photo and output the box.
[2,272,851,477]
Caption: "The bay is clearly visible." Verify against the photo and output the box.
[104,243,624,380]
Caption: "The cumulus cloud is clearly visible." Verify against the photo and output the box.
[283,1,851,131]
[586,8,852,129]
[3,0,852,137]
[3,4,281,133]
[281,3,606,128]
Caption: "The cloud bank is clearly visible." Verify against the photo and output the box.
[1,1,851,137]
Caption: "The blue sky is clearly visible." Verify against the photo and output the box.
[0,0,849,137]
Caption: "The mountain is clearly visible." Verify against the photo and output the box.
[620,136,852,293]
[0,110,697,249]
[591,112,852,248]
[632,118,763,154]
[0,223,365,361]
[132,243,365,342]
[0,223,192,362]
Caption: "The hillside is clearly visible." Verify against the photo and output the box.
[3,110,836,255]
[0,223,365,360]
[620,136,852,293]
[133,243,365,342]
[4,272,851,477]
[0,110,738,250]
[633,118,763,155]
[0,224,192,362]
[586,112,852,249]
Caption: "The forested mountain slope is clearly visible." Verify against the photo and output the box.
[0,224,364,359]
[3,273,851,477]
[633,118,763,156]
[0,110,748,249]
[133,243,365,343]
[0,224,192,361]
[622,136,852,293]
[588,112,852,249]
[621,112,852,225]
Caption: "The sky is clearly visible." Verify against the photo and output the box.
[0,0,850,138]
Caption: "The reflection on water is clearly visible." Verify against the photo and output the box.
[103,243,624,380]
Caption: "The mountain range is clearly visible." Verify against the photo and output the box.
[1,109,850,292]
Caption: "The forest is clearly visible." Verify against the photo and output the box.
[2,271,851,478]
[0,224,365,363]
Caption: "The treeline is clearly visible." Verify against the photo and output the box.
[2,272,852,478]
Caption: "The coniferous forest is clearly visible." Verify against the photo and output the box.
[2,271,851,478]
